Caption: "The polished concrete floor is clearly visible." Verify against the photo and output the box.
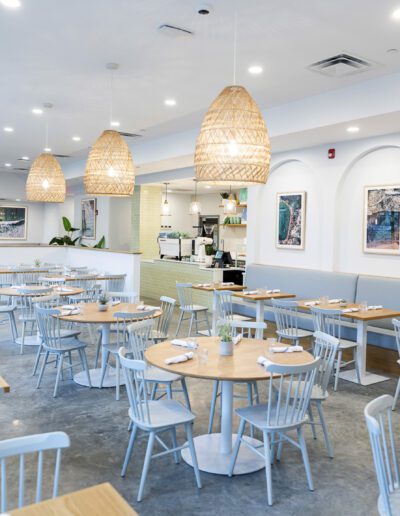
[0,300,398,515]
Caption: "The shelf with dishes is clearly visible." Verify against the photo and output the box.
[220,224,247,228]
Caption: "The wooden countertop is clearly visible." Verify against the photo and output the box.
[297,300,400,322]
[0,244,142,255]
[55,302,162,324]
[234,291,296,301]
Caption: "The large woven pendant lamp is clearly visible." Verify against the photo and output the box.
[84,63,135,197]
[195,9,270,185]
[26,103,66,203]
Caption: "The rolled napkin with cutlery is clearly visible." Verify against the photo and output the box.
[304,300,319,306]
[232,334,242,345]
[199,283,212,287]
[110,300,121,306]
[165,352,194,365]
[244,290,258,295]
[342,307,360,313]
[328,299,342,304]
[170,339,198,349]
[137,304,160,311]
[368,305,383,310]
[57,287,74,292]
[61,307,81,316]
[266,289,281,294]
[270,345,303,353]
[221,282,234,286]
[257,355,274,368]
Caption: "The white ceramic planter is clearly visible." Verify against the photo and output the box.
[98,303,108,312]
[220,340,233,356]
[204,255,213,267]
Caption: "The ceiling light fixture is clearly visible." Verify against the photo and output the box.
[72,136,81,141]
[4,163,11,167]
[164,99,177,106]
[223,187,237,214]
[1,0,21,8]
[392,8,400,19]
[189,179,202,215]
[3,127,14,132]
[248,65,263,75]
[21,156,29,161]
[84,63,135,197]
[32,108,43,115]
[26,103,66,203]
[161,182,171,216]
[15,198,21,202]
[195,6,270,185]
[347,126,360,133]
[110,120,120,127]
[204,185,212,189]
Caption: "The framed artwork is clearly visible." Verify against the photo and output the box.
[0,206,27,240]
[364,185,400,254]
[276,192,306,250]
[81,198,96,239]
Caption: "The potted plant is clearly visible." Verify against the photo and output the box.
[204,244,214,267]
[97,293,109,312]
[220,192,230,206]
[34,258,41,268]
[219,323,234,356]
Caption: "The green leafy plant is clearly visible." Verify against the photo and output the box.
[49,216,106,248]
[223,216,231,225]
[34,258,41,268]
[220,192,229,200]
[219,324,232,342]
[205,244,214,256]
[98,293,109,305]
[167,231,190,239]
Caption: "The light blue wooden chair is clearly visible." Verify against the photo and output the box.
[215,290,251,323]
[150,296,176,343]
[228,358,320,506]
[365,394,400,516]
[175,283,210,337]
[272,299,313,345]
[0,431,70,513]
[391,319,400,411]
[119,347,202,502]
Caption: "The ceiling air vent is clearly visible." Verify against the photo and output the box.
[13,167,29,171]
[309,53,372,77]
[158,24,193,39]
[53,154,71,159]
[118,131,142,138]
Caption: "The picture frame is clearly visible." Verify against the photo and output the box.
[0,205,27,240]
[276,192,306,250]
[81,198,96,240]
[364,185,400,255]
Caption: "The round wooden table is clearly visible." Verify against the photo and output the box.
[145,336,314,476]
[56,302,162,388]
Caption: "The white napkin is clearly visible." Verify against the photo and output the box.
[232,334,242,345]
[11,285,25,289]
[165,352,194,365]
[171,339,198,349]
[221,282,234,286]
[137,304,160,311]
[304,301,319,307]
[342,307,360,313]
[266,289,281,294]
[270,345,303,353]
[56,287,73,292]
[257,355,273,368]
[198,283,212,287]
[61,304,76,310]
[328,299,342,304]
[111,300,121,306]
[244,290,258,295]
[368,305,383,310]
[61,308,81,316]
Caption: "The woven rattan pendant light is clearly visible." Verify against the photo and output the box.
[194,8,270,186]
[26,104,66,203]
[84,63,135,197]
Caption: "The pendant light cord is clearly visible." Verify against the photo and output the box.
[233,3,238,85]
[109,69,114,128]
[45,115,49,150]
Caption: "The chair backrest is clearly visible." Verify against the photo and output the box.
[155,296,176,338]
[18,288,53,319]
[265,358,320,429]
[218,318,266,340]
[106,275,126,292]
[127,319,155,361]
[313,331,339,395]
[109,291,138,303]
[35,306,64,350]
[310,306,343,340]
[119,347,152,426]
[392,319,400,358]
[69,274,97,289]
[272,299,301,335]
[16,271,42,285]
[31,294,62,309]
[0,273,14,287]
[0,431,70,512]
[215,290,234,320]
[176,283,194,310]
[113,310,155,351]
[364,394,399,516]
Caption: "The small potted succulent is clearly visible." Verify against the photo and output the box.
[219,323,234,356]
[97,293,109,312]
[34,258,41,268]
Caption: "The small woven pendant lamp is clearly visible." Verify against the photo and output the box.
[26,152,66,202]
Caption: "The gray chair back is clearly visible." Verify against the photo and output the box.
[127,319,155,361]
[106,275,126,292]
[35,306,64,351]
[313,331,339,395]
[18,287,52,320]
[109,291,137,303]
[176,283,194,310]
[215,290,235,320]
[218,318,266,340]
[113,310,155,351]
[310,306,343,340]
[155,296,176,339]
[272,299,301,336]
[392,319,400,357]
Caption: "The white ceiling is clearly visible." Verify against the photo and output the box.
[1,0,400,174]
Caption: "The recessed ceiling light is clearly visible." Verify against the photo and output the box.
[347,126,360,133]
[167,189,173,193]
[4,163,11,167]
[15,198,21,202]
[204,185,212,189]
[3,127,14,132]
[72,136,81,141]
[1,0,21,8]
[21,156,29,160]
[43,147,51,152]
[164,99,177,106]
[110,121,120,127]
[248,65,263,75]
[392,8,400,19]
[32,108,43,115]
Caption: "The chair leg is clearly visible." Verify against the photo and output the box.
[150,382,158,400]
[316,401,333,458]
[354,348,361,385]
[99,350,110,389]
[166,383,172,399]
[170,427,180,464]
[137,431,155,502]
[32,343,43,376]
[208,380,219,434]
[334,350,342,391]
[188,313,194,337]
[115,355,120,401]
[228,418,246,476]
[94,334,102,368]
[53,353,64,398]
[194,313,199,335]
[181,378,191,410]
[308,405,317,439]
[121,423,138,477]
[253,381,260,404]
[247,383,255,438]
[204,312,211,336]
[263,431,273,506]
[80,349,92,388]
[36,350,49,389]
[20,322,26,354]
[186,422,202,488]
[297,426,314,491]
[175,311,184,337]
[393,377,400,410]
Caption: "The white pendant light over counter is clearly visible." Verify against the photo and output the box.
[189,179,201,214]
[161,182,171,216]
[84,63,135,197]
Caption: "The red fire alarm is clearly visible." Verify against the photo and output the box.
[328,148,335,159]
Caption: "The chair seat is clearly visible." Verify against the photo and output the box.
[276,328,313,340]
[232,314,251,322]
[19,315,35,322]
[59,329,81,339]
[45,338,87,353]
[378,488,400,516]
[129,399,194,430]
[275,380,327,401]
[0,305,15,313]
[338,338,358,350]
[181,305,208,313]
[143,366,182,383]
[150,329,167,341]
[236,402,307,431]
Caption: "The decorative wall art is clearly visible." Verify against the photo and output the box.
[364,185,400,254]
[276,192,306,249]
[81,198,96,239]
[0,206,27,240]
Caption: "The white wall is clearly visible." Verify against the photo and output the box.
[161,193,194,235]
[247,131,400,278]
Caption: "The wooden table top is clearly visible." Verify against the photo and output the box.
[42,274,126,282]
[0,268,50,275]
[0,376,10,393]
[297,300,400,322]
[10,482,137,515]
[0,286,84,298]
[192,283,246,292]
[55,301,162,324]
[145,336,314,382]
[233,290,296,301]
